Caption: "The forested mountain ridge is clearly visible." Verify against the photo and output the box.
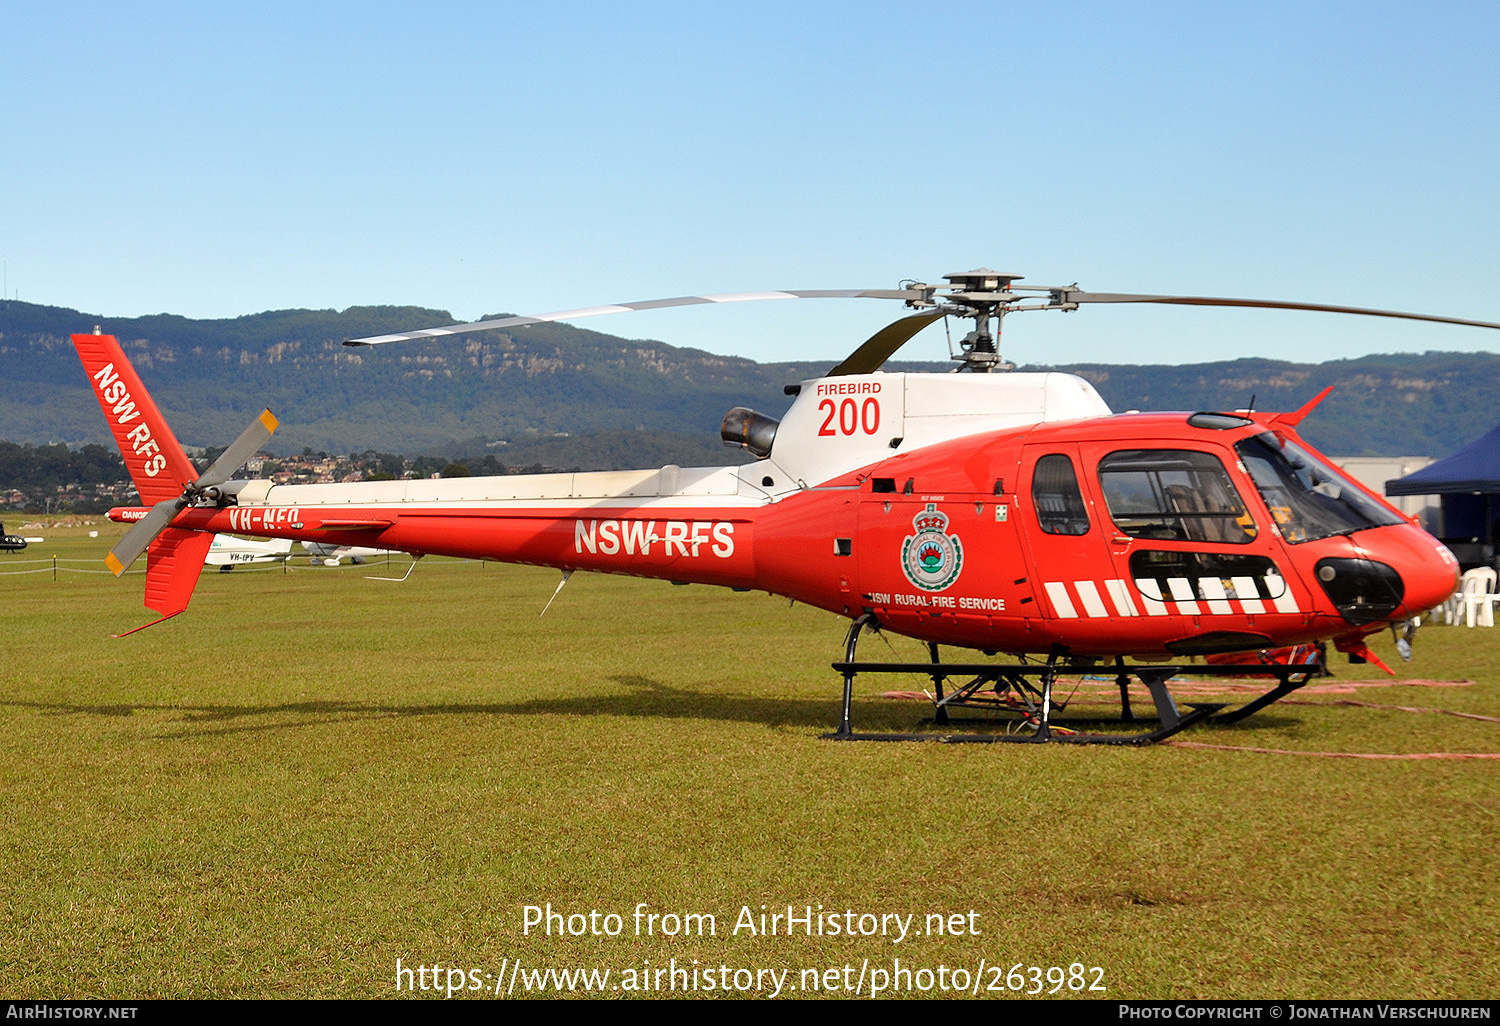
[3,299,1498,461]
[0,300,844,456]
[1049,354,1500,457]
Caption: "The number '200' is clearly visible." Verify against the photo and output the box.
[818,398,880,436]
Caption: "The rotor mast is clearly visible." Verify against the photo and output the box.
[903,268,1029,372]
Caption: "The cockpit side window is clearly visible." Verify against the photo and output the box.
[1032,454,1090,536]
[1234,432,1404,544]
[1097,449,1257,544]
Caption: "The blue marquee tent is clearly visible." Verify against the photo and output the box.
[1388,422,1500,568]
[1387,422,1500,497]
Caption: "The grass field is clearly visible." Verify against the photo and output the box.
[2,525,1497,999]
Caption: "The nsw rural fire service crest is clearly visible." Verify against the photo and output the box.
[901,503,964,592]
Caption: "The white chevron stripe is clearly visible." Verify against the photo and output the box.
[1198,577,1233,615]
[1134,578,1169,616]
[1167,577,1200,615]
[1265,573,1300,613]
[1048,575,1300,619]
[1045,581,1078,618]
[1075,580,1109,618]
[1105,578,1139,616]
[1231,576,1266,614]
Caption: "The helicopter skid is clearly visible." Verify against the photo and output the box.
[824,655,1314,745]
[820,702,1224,746]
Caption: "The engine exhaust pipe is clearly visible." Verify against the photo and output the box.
[720,407,779,459]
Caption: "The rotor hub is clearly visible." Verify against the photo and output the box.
[942,268,1024,296]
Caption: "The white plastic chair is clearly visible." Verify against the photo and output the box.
[1460,567,1500,627]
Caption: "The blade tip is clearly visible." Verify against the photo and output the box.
[105,552,125,576]
[259,409,279,432]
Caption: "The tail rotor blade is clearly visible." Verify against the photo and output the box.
[193,410,278,490]
[106,498,186,576]
[107,409,278,577]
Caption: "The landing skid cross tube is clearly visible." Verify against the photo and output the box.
[821,635,1317,745]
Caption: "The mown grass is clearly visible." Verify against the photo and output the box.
[1,526,1497,999]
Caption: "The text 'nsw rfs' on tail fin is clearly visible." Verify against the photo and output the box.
[71,332,197,504]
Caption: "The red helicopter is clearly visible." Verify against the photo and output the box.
[75,270,1500,744]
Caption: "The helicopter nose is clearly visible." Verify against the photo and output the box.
[1357,528,1460,620]
[1310,528,1458,627]
[1404,535,1462,614]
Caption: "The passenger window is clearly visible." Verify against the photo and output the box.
[1032,454,1090,536]
[1098,449,1256,544]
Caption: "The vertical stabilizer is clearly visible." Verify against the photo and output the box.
[71,333,197,504]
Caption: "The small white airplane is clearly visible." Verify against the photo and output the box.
[205,534,294,570]
[301,541,402,566]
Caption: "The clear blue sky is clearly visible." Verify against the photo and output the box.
[2,1,1497,367]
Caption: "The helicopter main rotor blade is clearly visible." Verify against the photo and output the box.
[827,312,945,376]
[1057,292,1500,331]
[193,410,278,490]
[345,289,923,346]
[105,497,187,576]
